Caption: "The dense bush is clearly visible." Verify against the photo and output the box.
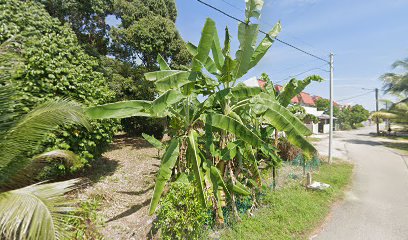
[156,182,212,240]
[0,0,119,175]
[100,57,165,138]
[277,137,302,161]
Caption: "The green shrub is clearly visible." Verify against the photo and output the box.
[0,0,119,175]
[64,195,105,240]
[156,182,212,240]
[277,137,302,161]
[341,123,352,130]
[354,122,365,129]
[122,117,165,139]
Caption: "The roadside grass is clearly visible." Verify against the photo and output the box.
[221,162,353,240]
[374,135,408,155]
[383,142,408,155]
[306,137,321,143]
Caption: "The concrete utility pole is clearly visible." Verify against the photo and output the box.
[329,53,334,164]
[375,88,379,135]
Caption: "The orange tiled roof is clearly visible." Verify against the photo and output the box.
[299,92,315,106]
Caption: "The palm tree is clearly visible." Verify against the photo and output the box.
[0,40,89,239]
[381,57,408,96]
[372,99,408,128]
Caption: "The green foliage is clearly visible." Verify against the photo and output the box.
[277,137,302,161]
[221,162,354,240]
[156,182,212,240]
[381,57,408,96]
[338,105,369,129]
[37,0,113,56]
[64,195,105,240]
[316,97,370,130]
[0,0,119,175]
[303,113,319,124]
[110,0,190,68]
[87,0,319,228]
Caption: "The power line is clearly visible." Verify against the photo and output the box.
[196,0,330,64]
[275,63,329,84]
[220,0,244,13]
[337,90,375,102]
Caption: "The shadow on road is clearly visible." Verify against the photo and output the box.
[344,139,382,146]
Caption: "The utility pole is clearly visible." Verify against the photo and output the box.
[329,53,334,164]
[375,88,379,135]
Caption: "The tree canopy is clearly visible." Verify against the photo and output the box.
[0,0,119,172]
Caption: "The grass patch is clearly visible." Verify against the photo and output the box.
[306,137,321,143]
[220,162,353,240]
[64,195,105,239]
[383,142,408,155]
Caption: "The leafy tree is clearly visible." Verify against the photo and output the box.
[348,104,370,127]
[86,0,318,225]
[315,98,340,116]
[37,0,113,56]
[0,0,119,174]
[0,41,88,240]
[110,0,190,68]
[37,0,191,136]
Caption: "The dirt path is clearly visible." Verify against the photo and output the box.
[75,134,160,240]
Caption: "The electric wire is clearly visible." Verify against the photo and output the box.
[275,63,329,84]
[196,0,330,64]
[337,90,375,102]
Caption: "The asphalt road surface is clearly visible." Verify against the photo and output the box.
[312,126,408,240]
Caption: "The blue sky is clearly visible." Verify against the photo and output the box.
[174,0,408,110]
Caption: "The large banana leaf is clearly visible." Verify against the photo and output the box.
[249,21,281,69]
[146,70,191,92]
[187,43,218,75]
[256,94,312,136]
[203,85,261,110]
[228,180,251,196]
[149,138,180,215]
[230,84,262,101]
[145,70,183,81]
[278,75,323,107]
[157,54,170,71]
[203,113,267,148]
[235,23,259,79]
[0,179,79,240]
[149,90,185,117]
[253,98,316,157]
[187,130,207,207]
[245,0,264,20]
[155,71,192,92]
[85,100,151,119]
[142,133,164,150]
[192,18,216,72]
[211,26,224,71]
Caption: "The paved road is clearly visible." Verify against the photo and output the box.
[312,126,408,240]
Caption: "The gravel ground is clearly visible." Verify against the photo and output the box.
[75,133,161,240]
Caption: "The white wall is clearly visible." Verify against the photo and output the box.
[323,124,330,134]
[305,123,319,134]
[303,106,324,117]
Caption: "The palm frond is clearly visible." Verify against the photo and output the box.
[0,179,79,240]
[0,99,90,183]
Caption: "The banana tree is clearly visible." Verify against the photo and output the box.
[86,0,318,224]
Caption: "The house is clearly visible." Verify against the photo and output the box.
[243,78,338,134]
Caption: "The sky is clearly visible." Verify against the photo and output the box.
[174,0,408,110]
